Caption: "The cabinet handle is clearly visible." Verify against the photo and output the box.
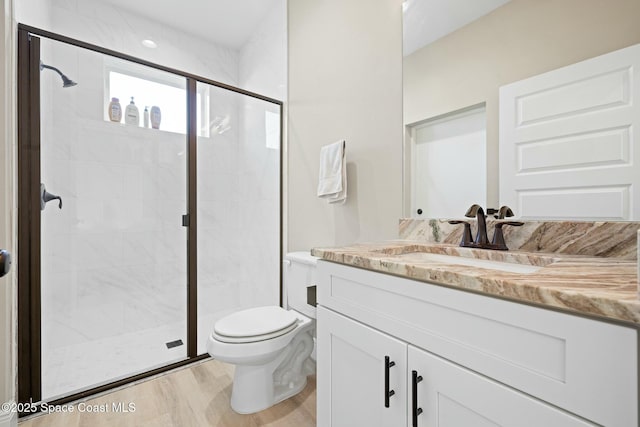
[411,370,423,427]
[384,356,396,408]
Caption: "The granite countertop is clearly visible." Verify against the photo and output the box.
[311,241,640,325]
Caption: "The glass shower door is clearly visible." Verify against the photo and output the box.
[195,81,282,354]
[39,37,189,399]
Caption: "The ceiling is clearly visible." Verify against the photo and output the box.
[101,0,281,50]
[101,0,510,55]
[403,0,511,56]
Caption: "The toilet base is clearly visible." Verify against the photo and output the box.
[229,331,315,414]
[273,357,315,406]
[230,358,315,414]
[274,376,308,405]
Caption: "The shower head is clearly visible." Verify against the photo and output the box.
[40,61,78,88]
[60,74,77,88]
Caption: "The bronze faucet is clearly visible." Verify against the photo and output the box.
[448,204,523,250]
[465,204,489,245]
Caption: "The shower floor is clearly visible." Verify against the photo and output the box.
[41,313,219,400]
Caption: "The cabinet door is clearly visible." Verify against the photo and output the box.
[317,306,407,427]
[408,346,597,427]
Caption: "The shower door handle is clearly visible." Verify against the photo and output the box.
[40,183,62,210]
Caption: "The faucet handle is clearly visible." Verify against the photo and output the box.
[448,220,473,247]
[491,221,524,250]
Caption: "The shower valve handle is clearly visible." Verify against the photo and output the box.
[0,249,11,278]
[40,183,62,210]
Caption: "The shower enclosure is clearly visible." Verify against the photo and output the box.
[17,26,282,406]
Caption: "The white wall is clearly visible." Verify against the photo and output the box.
[403,0,640,208]
[14,0,48,29]
[0,0,16,424]
[288,0,403,251]
[239,1,286,101]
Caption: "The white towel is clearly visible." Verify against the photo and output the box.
[317,140,347,204]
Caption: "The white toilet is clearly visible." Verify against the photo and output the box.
[207,252,318,414]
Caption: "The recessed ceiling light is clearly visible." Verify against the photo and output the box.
[142,39,157,49]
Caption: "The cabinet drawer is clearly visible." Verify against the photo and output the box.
[318,261,638,426]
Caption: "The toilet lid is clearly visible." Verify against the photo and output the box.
[214,306,299,340]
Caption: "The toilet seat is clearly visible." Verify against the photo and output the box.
[213,306,299,344]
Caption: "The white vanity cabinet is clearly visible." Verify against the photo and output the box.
[316,260,639,427]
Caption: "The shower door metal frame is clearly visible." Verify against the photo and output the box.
[16,23,284,411]
[17,27,43,408]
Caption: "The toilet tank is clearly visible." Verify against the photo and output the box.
[283,251,319,319]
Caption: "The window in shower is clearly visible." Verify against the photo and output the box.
[265,110,280,150]
[106,67,209,136]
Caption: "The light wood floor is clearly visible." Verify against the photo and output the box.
[19,359,316,427]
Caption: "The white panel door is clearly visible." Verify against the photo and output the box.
[499,43,640,219]
[409,346,597,427]
[410,105,486,218]
[317,306,407,427]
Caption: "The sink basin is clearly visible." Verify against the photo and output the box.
[394,252,543,274]
[370,244,561,274]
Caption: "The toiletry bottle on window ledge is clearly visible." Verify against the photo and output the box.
[108,97,122,122]
[125,97,140,126]
[150,105,161,129]
[144,106,150,128]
